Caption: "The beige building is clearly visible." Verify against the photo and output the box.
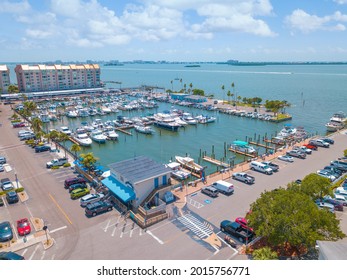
[0,65,11,94]
[15,64,101,92]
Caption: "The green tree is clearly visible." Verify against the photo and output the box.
[71,143,82,158]
[47,130,60,150]
[170,80,173,91]
[192,88,205,96]
[188,83,193,94]
[248,188,345,257]
[344,149,347,157]
[80,152,99,173]
[57,132,70,158]
[183,83,187,93]
[221,85,225,103]
[227,90,231,104]
[289,173,332,200]
[7,84,19,93]
[31,117,43,134]
[252,247,278,260]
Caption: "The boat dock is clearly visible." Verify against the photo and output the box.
[264,138,286,146]
[228,147,256,157]
[69,137,80,145]
[249,141,275,150]
[202,156,229,168]
[115,126,133,136]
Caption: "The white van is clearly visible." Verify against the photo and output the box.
[249,161,273,175]
[211,180,234,196]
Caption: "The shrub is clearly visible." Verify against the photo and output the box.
[63,163,71,168]
[15,187,25,193]
[51,166,60,170]
[0,191,5,196]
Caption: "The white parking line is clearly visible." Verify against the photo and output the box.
[21,248,28,257]
[103,219,111,232]
[12,224,19,240]
[146,230,164,244]
[40,250,46,260]
[49,225,67,234]
[29,244,40,260]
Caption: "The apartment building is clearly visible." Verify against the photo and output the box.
[0,65,11,94]
[15,64,101,93]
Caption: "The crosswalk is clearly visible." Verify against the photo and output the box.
[186,197,204,209]
[177,214,213,239]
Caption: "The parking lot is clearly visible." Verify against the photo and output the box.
[1,104,347,259]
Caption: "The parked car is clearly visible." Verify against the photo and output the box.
[46,157,68,168]
[6,191,19,204]
[317,170,336,182]
[287,149,306,159]
[0,156,6,164]
[201,186,219,198]
[322,198,344,211]
[315,201,335,213]
[70,188,90,200]
[303,143,318,151]
[294,146,312,154]
[68,183,87,193]
[261,161,279,172]
[249,161,273,175]
[330,161,347,172]
[278,155,294,162]
[85,200,113,217]
[0,164,4,172]
[0,197,4,207]
[16,218,31,236]
[220,220,255,243]
[0,251,24,260]
[1,178,14,191]
[0,221,13,242]
[211,180,235,195]
[323,166,342,177]
[64,177,86,189]
[333,194,347,206]
[80,193,105,207]
[321,138,334,144]
[35,145,51,153]
[235,217,254,233]
[309,139,329,148]
[19,133,35,141]
[232,172,255,184]
[12,122,26,128]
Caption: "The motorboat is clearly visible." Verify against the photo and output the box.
[195,115,216,124]
[90,129,107,143]
[134,125,155,134]
[73,129,92,146]
[154,114,180,131]
[181,113,197,125]
[326,112,346,132]
[60,126,72,135]
[103,126,119,140]
[39,112,50,123]
[230,141,256,154]
[175,156,204,174]
[166,162,191,180]
[66,110,78,118]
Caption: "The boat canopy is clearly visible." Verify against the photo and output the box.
[232,140,249,146]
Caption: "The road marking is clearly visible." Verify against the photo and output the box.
[29,244,40,260]
[103,219,111,232]
[48,193,73,225]
[150,219,176,232]
[12,224,19,240]
[146,230,164,244]
[111,225,117,237]
[41,250,46,260]
[21,248,28,257]
[49,225,67,234]
[23,201,34,218]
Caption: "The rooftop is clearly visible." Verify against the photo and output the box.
[108,156,170,184]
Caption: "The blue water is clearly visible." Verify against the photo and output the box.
[8,63,347,172]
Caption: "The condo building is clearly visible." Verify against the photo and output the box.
[14,64,101,93]
[0,65,11,94]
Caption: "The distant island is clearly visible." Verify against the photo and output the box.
[184,64,201,68]
[217,60,347,66]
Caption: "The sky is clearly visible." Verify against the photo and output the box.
[0,0,347,62]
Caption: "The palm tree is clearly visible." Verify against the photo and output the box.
[80,152,99,174]
[71,143,82,159]
[232,82,236,106]
[237,95,242,109]
[170,80,173,91]
[183,83,187,93]
[189,83,193,94]
[179,78,183,90]
[252,247,278,260]
[57,132,70,157]
[31,117,43,134]
[227,90,231,104]
[35,131,45,143]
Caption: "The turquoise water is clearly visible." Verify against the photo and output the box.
[10,63,347,172]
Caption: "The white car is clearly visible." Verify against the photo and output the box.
[333,194,347,206]
[278,155,294,162]
[316,170,336,182]
[79,193,105,207]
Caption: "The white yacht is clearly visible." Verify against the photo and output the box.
[326,112,346,132]
[60,126,72,135]
[66,110,78,118]
[73,129,92,146]
[181,113,197,125]
[103,126,119,140]
[90,130,107,144]
[134,125,155,134]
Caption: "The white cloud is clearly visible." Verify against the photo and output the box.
[286,9,347,33]
[334,0,347,4]
[0,0,30,14]
[25,29,54,39]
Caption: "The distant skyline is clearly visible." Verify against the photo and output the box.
[1,0,347,62]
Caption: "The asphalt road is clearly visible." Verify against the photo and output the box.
[1,103,346,260]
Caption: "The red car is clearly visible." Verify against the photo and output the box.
[303,143,318,151]
[13,122,26,128]
[16,218,31,236]
[235,217,254,233]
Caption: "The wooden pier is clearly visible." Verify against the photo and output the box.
[203,156,229,168]
[228,147,257,158]
[69,137,80,145]
[115,126,133,136]
[264,138,286,146]
[249,141,275,150]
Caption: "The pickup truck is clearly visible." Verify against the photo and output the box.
[46,157,68,168]
[220,220,255,243]
[232,172,255,184]
[261,161,279,172]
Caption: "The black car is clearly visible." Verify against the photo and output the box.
[0,221,13,242]
[323,166,342,177]
[68,183,87,193]
[85,201,113,217]
[321,138,334,144]
[35,145,51,153]
[322,198,344,211]
[0,156,6,164]
[0,251,24,260]
[6,191,19,204]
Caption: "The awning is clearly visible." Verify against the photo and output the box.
[101,176,135,203]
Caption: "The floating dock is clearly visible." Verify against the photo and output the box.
[115,126,133,136]
[264,138,286,146]
[228,147,257,157]
[249,141,275,150]
[202,156,229,168]
[69,137,80,145]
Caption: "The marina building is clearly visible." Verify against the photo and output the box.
[0,65,11,94]
[14,64,101,93]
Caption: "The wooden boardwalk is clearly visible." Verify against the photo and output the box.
[249,141,275,150]
[115,126,133,136]
[228,147,257,158]
[202,156,229,168]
